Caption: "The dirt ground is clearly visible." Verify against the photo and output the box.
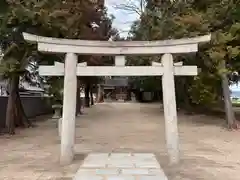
[0,102,240,180]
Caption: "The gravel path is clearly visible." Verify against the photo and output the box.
[0,102,240,180]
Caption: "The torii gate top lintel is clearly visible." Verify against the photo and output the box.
[22,32,211,55]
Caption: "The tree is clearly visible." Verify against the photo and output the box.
[0,0,62,134]
[0,28,37,134]
[127,0,240,128]
[0,0,118,133]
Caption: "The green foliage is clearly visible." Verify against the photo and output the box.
[47,77,64,104]
[189,74,221,105]
[0,33,35,83]
[0,0,117,100]
[128,0,240,108]
[0,0,45,91]
[131,76,162,91]
[0,44,26,77]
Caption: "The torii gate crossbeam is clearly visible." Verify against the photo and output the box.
[38,62,197,76]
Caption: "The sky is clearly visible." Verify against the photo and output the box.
[230,84,240,92]
[106,0,140,37]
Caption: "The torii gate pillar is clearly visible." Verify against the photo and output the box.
[161,54,179,164]
[61,53,78,165]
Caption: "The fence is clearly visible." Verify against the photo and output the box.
[0,96,52,128]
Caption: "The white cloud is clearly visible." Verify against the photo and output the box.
[106,0,140,37]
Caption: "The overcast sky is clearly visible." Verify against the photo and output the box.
[106,0,140,37]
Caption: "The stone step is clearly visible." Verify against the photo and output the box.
[73,153,168,180]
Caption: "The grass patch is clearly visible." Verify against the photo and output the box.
[233,103,240,107]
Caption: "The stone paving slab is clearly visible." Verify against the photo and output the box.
[73,153,168,180]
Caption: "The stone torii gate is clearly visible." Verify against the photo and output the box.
[23,33,211,165]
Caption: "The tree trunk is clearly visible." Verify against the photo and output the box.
[5,76,18,134]
[84,83,90,107]
[96,84,100,101]
[5,75,33,134]
[126,87,132,101]
[16,91,33,127]
[90,86,94,106]
[96,84,104,103]
[76,83,82,115]
[221,61,238,129]
[14,92,24,127]
[180,78,194,113]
